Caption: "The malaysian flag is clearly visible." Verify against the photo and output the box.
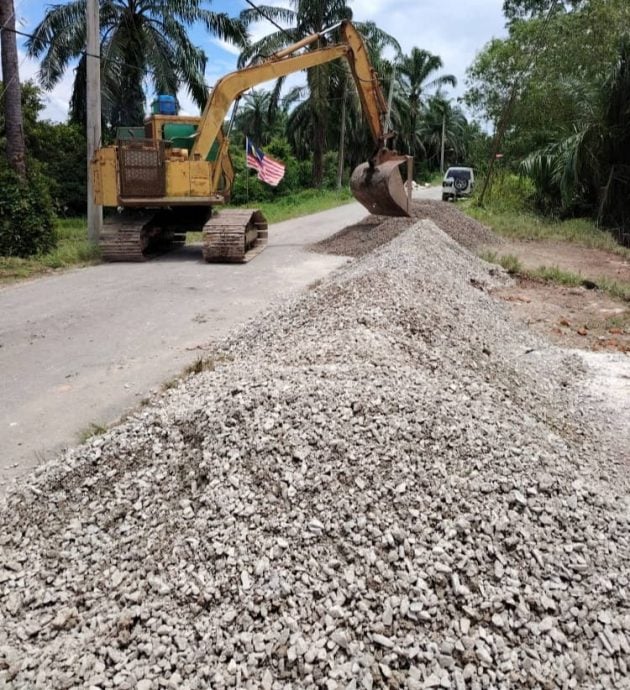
[246,137,286,186]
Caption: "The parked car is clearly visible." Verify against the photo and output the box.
[442,167,474,201]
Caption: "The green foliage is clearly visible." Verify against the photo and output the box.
[1,81,87,215]
[249,188,353,224]
[480,250,523,274]
[466,0,630,156]
[0,165,57,258]
[29,122,87,216]
[518,35,630,242]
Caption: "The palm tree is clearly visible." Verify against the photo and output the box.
[239,2,397,187]
[396,48,456,160]
[234,89,286,145]
[26,0,245,129]
[521,36,630,243]
[417,95,468,171]
[0,0,26,176]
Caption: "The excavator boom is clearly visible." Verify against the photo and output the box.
[190,20,411,217]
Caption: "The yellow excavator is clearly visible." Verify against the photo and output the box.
[91,20,412,263]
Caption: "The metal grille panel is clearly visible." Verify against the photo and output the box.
[118,139,166,198]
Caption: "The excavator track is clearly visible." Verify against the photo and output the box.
[100,211,157,262]
[202,209,268,263]
[100,209,198,262]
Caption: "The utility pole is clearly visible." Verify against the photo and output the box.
[440,111,446,174]
[0,0,27,178]
[86,0,102,243]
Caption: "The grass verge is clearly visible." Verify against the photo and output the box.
[0,218,100,285]
[465,203,630,259]
[249,187,354,224]
[480,250,630,301]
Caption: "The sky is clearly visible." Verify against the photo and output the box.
[12,0,508,123]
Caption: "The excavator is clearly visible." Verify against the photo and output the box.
[91,20,412,263]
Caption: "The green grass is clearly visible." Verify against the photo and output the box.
[78,422,108,444]
[238,187,354,224]
[480,250,630,302]
[464,202,630,259]
[480,250,523,275]
[0,217,100,284]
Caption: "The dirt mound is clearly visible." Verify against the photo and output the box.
[311,200,499,257]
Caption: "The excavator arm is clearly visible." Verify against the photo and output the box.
[191,21,389,160]
[191,19,411,216]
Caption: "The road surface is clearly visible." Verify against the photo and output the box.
[0,187,441,493]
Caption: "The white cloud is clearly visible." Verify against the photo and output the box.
[18,51,75,123]
[355,0,507,106]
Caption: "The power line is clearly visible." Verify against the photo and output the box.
[242,0,293,42]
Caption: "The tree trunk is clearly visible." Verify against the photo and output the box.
[0,0,26,177]
[336,76,347,189]
[309,51,328,188]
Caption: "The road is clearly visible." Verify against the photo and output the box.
[0,187,441,493]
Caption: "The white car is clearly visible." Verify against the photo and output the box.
[442,167,474,201]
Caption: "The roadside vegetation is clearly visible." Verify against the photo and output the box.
[0,218,98,284]
[468,174,630,302]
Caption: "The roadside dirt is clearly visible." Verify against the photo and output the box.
[496,239,630,283]
[493,278,630,352]
[487,239,630,354]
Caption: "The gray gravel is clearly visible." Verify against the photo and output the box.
[0,220,628,689]
[310,201,499,259]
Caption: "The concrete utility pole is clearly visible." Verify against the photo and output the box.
[440,111,446,174]
[86,0,102,243]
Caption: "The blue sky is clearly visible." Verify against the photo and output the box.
[14,0,507,122]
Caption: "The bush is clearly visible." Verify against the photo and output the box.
[29,122,87,216]
[0,166,57,257]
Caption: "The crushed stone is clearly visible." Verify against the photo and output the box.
[0,220,627,689]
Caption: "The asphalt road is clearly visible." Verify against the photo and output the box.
[0,187,442,493]
[0,203,371,492]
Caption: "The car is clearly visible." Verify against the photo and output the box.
[442,167,474,201]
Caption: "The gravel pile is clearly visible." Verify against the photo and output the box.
[311,201,498,258]
[410,201,500,251]
[1,220,628,689]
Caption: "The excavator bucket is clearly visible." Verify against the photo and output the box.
[350,154,412,217]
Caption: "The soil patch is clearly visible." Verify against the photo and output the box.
[494,278,630,353]
[495,239,630,284]
[310,200,499,257]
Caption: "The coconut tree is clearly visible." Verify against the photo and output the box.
[26,0,245,129]
[396,48,456,160]
[239,2,398,187]
[233,89,288,145]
